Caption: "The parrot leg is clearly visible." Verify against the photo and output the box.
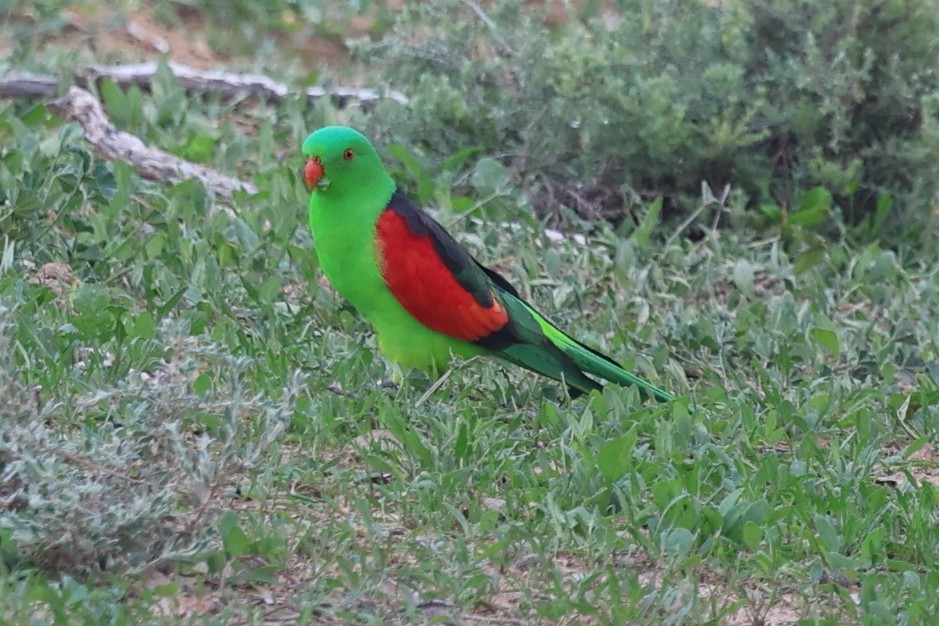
[372,364,407,393]
[389,363,407,386]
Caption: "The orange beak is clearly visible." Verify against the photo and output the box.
[304,159,324,190]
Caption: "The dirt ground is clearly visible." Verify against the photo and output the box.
[41,4,354,69]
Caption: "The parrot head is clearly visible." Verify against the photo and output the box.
[301,126,385,195]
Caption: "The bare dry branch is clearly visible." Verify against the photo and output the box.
[1,63,408,203]
[0,61,408,107]
[47,85,257,202]
[0,72,59,99]
[79,61,409,106]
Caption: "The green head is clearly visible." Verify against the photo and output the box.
[301,126,390,198]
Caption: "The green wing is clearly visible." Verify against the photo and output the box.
[388,190,673,401]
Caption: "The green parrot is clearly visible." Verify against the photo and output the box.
[301,125,674,402]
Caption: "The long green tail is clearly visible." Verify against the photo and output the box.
[541,315,674,402]
[492,294,674,402]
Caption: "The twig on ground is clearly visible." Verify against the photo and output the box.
[47,86,257,202]
[78,61,409,106]
[0,73,60,99]
[0,61,408,106]
[1,63,409,203]
[415,368,453,407]
[665,182,730,247]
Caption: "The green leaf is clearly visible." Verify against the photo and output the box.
[227,217,261,253]
[100,80,130,128]
[698,506,724,537]
[810,327,841,359]
[868,251,897,280]
[151,581,180,597]
[596,430,638,483]
[813,514,841,553]
[788,187,831,227]
[243,564,279,584]
[0,237,14,274]
[128,310,155,339]
[759,203,782,224]
[471,157,508,196]
[794,245,827,275]
[544,248,561,277]
[192,372,213,396]
[450,196,475,213]
[440,146,482,171]
[454,423,471,461]
[732,259,755,295]
[204,550,227,574]
[741,521,763,550]
[217,510,237,539]
[70,284,115,337]
[20,103,48,127]
[872,192,892,231]
[630,198,662,249]
[258,275,282,304]
[92,161,117,200]
[218,511,252,557]
[182,133,216,163]
[156,285,187,318]
[718,489,743,517]
[387,144,425,184]
[660,527,694,559]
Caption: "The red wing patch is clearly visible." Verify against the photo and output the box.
[376,210,508,342]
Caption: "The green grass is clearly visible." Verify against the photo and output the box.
[3,1,939,625]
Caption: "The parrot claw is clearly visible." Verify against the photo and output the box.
[326,383,359,399]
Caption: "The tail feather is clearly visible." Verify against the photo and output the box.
[496,342,601,397]
[484,289,674,402]
[525,306,674,403]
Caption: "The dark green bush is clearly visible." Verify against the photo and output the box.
[361,0,939,236]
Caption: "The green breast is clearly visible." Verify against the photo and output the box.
[308,197,388,315]
[307,188,485,371]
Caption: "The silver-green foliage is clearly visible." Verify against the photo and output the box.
[0,312,296,576]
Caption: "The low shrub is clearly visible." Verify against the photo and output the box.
[362,0,939,237]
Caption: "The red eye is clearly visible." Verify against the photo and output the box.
[343,149,354,161]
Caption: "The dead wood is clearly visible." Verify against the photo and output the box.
[77,61,408,106]
[0,73,60,99]
[47,85,257,202]
[0,61,407,106]
[1,62,407,202]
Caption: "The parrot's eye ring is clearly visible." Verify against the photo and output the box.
[343,149,354,161]
[312,156,322,165]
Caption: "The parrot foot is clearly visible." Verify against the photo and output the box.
[326,383,359,399]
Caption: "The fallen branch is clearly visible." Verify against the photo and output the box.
[0,61,408,107]
[0,73,59,99]
[47,86,257,202]
[79,61,409,106]
[1,63,408,203]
